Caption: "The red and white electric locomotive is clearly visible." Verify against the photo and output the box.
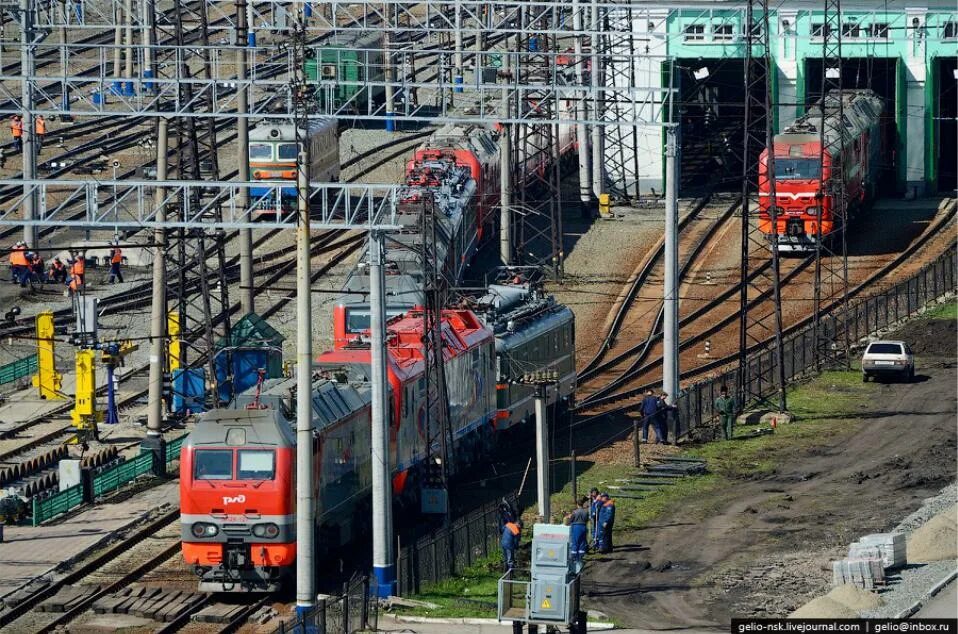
[758,89,884,252]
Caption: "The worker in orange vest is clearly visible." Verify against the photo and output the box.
[28,251,43,285]
[67,275,81,296]
[108,245,123,283]
[35,116,46,153]
[69,254,86,286]
[10,116,22,152]
[8,241,28,285]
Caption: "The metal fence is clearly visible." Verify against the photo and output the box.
[396,501,504,595]
[0,353,38,385]
[272,575,378,634]
[673,247,957,441]
[31,483,83,526]
[92,451,154,499]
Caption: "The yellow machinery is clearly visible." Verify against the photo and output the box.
[598,193,612,219]
[31,310,63,400]
[70,349,102,439]
[167,310,181,372]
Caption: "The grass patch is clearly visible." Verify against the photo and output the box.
[395,555,502,618]
[401,369,879,617]
[923,299,957,321]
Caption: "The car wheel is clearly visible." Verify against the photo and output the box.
[862,374,869,383]
[907,367,915,382]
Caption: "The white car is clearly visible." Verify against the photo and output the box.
[861,340,915,382]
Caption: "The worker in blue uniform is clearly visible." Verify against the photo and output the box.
[565,497,590,573]
[640,389,661,443]
[588,487,601,550]
[501,519,522,572]
[597,493,616,554]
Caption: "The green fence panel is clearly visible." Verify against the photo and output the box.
[165,435,187,466]
[92,452,155,499]
[31,484,84,526]
[0,354,38,385]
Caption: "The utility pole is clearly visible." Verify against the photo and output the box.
[369,230,396,598]
[383,2,395,131]
[572,0,591,206]
[589,0,604,199]
[144,115,168,476]
[294,147,315,618]
[112,2,123,93]
[123,0,134,95]
[19,0,37,249]
[236,0,254,315]
[499,52,512,265]
[516,372,559,521]
[663,127,679,404]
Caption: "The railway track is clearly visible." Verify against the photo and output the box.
[577,200,958,412]
[576,195,743,402]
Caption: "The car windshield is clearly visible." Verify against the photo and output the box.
[237,450,275,480]
[867,343,903,354]
[776,158,821,180]
[194,450,233,480]
[249,143,272,160]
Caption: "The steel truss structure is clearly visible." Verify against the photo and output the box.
[812,0,851,370]
[737,0,788,413]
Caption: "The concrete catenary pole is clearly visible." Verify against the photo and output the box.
[142,0,154,89]
[572,0,591,204]
[589,0,604,198]
[295,149,315,617]
[663,127,679,406]
[369,230,396,597]
[535,386,551,521]
[112,2,123,93]
[19,0,37,249]
[236,0,254,315]
[383,2,395,131]
[123,0,134,95]
[144,116,168,474]
[499,52,512,265]
[453,0,463,92]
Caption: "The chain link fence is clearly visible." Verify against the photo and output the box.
[272,575,377,634]
[673,247,956,441]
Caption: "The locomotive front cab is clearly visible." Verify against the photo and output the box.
[180,410,295,592]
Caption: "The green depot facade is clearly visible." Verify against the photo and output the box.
[617,3,956,197]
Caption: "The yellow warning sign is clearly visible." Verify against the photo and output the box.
[541,598,552,609]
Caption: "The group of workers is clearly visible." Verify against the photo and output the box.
[498,488,617,575]
[9,115,47,153]
[7,242,125,292]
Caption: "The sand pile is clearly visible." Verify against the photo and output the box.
[907,504,958,563]
[789,596,858,619]
[826,584,883,611]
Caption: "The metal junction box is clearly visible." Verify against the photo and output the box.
[498,523,579,625]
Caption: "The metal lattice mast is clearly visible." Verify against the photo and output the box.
[602,3,641,201]
[514,5,564,278]
[165,0,232,402]
[812,0,851,370]
[738,0,787,413]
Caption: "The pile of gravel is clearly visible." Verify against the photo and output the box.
[827,585,883,611]
[892,483,957,536]
[790,596,858,619]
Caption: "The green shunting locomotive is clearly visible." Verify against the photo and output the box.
[305,32,385,114]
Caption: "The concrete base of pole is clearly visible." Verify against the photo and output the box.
[385,114,395,132]
[143,69,155,93]
[372,563,397,598]
[141,434,167,477]
[110,82,123,96]
[294,604,317,632]
[122,82,135,96]
[454,76,464,93]
[248,33,256,47]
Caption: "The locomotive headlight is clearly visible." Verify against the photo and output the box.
[252,523,280,539]
[805,206,821,216]
[191,522,219,538]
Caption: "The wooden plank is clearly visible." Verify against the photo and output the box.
[159,594,206,622]
[133,591,179,618]
[37,585,86,612]
[92,587,134,614]
[154,593,193,622]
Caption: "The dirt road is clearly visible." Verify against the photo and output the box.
[583,346,957,626]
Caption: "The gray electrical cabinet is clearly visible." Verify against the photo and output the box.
[498,523,580,626]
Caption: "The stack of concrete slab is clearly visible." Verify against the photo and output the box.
[831,558,885,590]
[849,533,906,570]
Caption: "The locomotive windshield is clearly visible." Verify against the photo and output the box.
[249,143,272,160]
[277,143,299,160]
[237,450,276,480]
[345,308,407,333]
[194,450,233,480]
[775,158,821,180]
